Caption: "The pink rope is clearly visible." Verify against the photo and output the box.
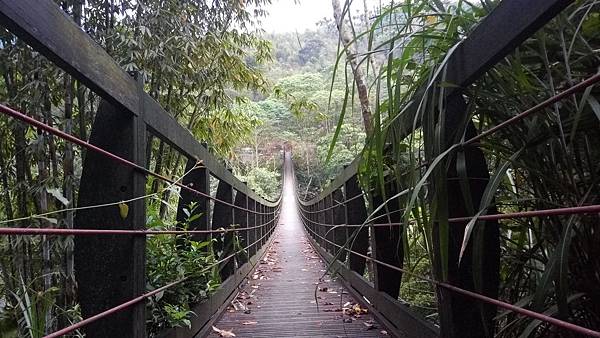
[0,104,276,215]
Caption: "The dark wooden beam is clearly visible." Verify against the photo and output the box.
[248,200,257,258]
[234,192,249,264]
[212,180,235,280]
[345,175,369,275]
[324,194,334,253]
[74,100,145,337]
[370,182,403,299]
[432,94,500,338]
[445,0,573,89]
[394,0,573,137]
[332,188,346,262]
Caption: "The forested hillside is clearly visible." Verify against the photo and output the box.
[231,23,366,201]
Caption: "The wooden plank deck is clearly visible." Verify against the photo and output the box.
[209,160,391,338]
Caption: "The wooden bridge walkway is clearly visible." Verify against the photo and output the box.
[210,155,389,338]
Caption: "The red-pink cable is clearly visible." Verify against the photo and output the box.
[0,219,277,236]
[304,226,600,337]
[466,73,600,145]
[42,227,274,338]
[0,103,275,215]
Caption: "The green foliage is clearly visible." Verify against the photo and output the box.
[331,0,600,335]
[316,123,364,179]
[231,23,364,200]
[193,101,262,158]
[241,167,281,201]
[145,202,220,334]
[13,279,58,338]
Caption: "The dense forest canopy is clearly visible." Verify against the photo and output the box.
[0,0,599,337]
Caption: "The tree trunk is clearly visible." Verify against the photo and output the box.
[332,0,372,135]
[151,140,166,194]
[0,142,16,293]
[4,60,28,284]
[32,64,53,334]
[159,152,182,218]
[63,72,76,305]
[42,89,59,178]
[77,83,87,140]
[362,0,378,74]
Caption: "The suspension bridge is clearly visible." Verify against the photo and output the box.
[0,0,599,337]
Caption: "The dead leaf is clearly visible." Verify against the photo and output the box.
[242,321,257,325]
[212,326,236,337]
[118,202,129,219]
[363,320,377,330]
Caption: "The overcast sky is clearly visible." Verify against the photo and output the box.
[260,0,381,33]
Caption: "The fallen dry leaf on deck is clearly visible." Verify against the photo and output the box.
[212,326,236,337]
[242,321,258,325]
[363,320,377,330]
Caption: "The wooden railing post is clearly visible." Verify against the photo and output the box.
[74,97,146,337]
[258,204,264,247]
[213,179,234,280]
[309,206,314,239]
[317,200,325,248]
[432,93,500,338]
[131,73,147,338]
[324,194,334,253]
[234,191,248,264]
[370,180,403,299]
[270,207,275,234]
[248,200,257,257]
[345,175,368,275]
[332,188,346,262]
